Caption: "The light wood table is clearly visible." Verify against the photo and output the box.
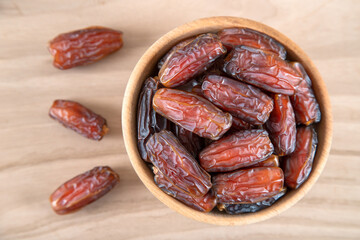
[1,0,359,239]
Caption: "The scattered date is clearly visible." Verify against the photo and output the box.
[50,166,119,214]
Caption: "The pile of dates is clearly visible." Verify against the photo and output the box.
[137,28,321,214]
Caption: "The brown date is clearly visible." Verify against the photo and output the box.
[217,187,286,214]
[159,33,227,87]
[146,130,212,197]
[49,100,108,140]
[172,124,204,158]
[218,28,286,59]
[153,167,216,212]
[157,37,195,70]
[137,77,169,161]
[213,167,284,203]
[202,74,274,125]
[199,129,274,172]
[50,166,119,214]
[223,46,303,95]
[231,116,254,130]
[49,26,123,69]
[153,88,232,140]
[290,62,321,125]
[265,94,296,156]
[248,154,280,168]
[282,126,318,189]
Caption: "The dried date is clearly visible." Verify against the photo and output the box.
[49,26,123,69]
[213,167,284,203]
[282,126,318,189]
[248,154,280,168]
[265,94,296,156]
[218,28,286,59]
[217,188,286,214]
[50,166,119,214]
[290,62,321,125]
[137,77,169,161]
[159,33,226,87]
[146,130,212,197]
[153,88,232,140]
[172,124,204,157]
[223,46,303,95]
[231,116,254,130]
[153,167,216,212]
[202,74,274,125]
[199,129,274,172]
[49,100,108,140]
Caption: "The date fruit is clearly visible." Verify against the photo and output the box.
[217,188,286,214]
[231,116,254,130]
[199,130,274,172]
[202,74,274,125]
[290,62,321,125]
[146,130,212,197]
[49,26,123,69]
[248,154,280,168]
[137,77,169,161]
[282,126,318,189]
[49,100,108,140]
[218,28,286,59]
[153,88,232,140]
[223,46,303,95]
[213,167,284,203]
[153,167,216,212]
[265,94,296,156]
[50,166,119,214]
[159,33,226,87]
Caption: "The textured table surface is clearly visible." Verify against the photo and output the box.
[1,0,359,239]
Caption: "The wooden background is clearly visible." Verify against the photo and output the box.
[0,0,359,239]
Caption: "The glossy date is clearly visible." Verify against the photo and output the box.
[199,129,274,172]
[248,154,280,168]
[265,94,296,156]
[146,130,212,197]
[137,77,169,161]
[153,88,232,140]
[223,46,303,95]
[50,166,119,214]
[153,167,216,212]
[49,100,108,140]
[49,26,123,69]
[213,167,284,203]
[218,28,286,59]
[159,33,226,87]
[202,74,274,125]
[282,126,318,189]
[172,124,204,157]
[290,62,321,125]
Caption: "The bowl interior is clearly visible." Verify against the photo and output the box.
[122,16,333,225]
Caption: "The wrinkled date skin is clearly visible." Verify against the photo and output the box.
[159,33,227,87]
[213,167,284,203]
[137,77,169,161]
[231,116,254,130]
[50,166,119,214]
[146,130,212,197]
[218,188,286,214]
[223,46,303,95]
[202,75,274,125]
[49,100,108,140]
[290,62,321,125]
[265,94,297,156]
[49,26,123,69]
[282,126,318,189]
[153,167,216,212]
[199,129,274,172]
[153,88,232,140]
[172,124,204,158]
[218,28,286,59]
[248,154,280,168]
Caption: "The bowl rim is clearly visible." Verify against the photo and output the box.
[122,16,333,225]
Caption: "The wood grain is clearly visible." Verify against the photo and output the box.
[0,0,359,239]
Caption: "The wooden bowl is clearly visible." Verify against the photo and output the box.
[122,17,333,225]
